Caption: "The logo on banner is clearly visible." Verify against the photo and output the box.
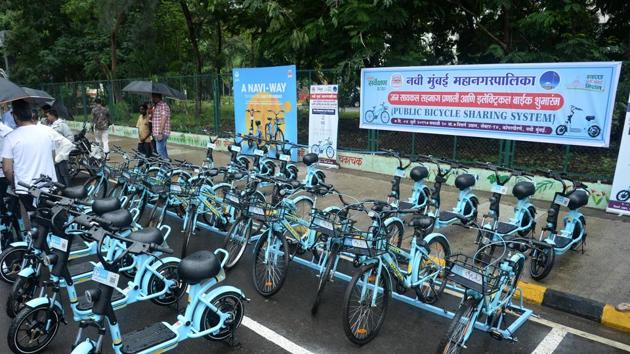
[540,71,560,90]
[390,74,403,88]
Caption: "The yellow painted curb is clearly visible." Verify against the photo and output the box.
[514,281,546,305]
[602,305,630,333]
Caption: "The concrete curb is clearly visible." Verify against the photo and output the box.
[516,281,630,333]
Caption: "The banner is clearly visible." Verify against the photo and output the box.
[233,65,297,156]
[607,94,630,215]
[360,62,621,147]
[308,84,339,167]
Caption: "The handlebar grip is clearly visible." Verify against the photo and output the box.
[18,181,31,188]
[52,181,66,190]
[93,216,112,227]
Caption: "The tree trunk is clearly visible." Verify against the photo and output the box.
[179,0,202,119]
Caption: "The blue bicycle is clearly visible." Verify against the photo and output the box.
[364,103,390,124]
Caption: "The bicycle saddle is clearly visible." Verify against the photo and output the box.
[62,185,88,199]
[92,197,122,215]
[512,181,535,200]
[454,174,476,190]
[303,153,318,166]
[128,227,164,245]
[586,115,595,121]
[99,209,133,229]
[409,215,434,231]
[178,250,222,285]
[410,166,429,182]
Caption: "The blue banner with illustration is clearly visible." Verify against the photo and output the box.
[360,62,621,147]
[233,65,297,155]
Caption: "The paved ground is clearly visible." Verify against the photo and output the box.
[1,134,628,353]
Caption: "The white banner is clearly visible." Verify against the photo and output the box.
[308,85,339,167]
[607,94,630,215]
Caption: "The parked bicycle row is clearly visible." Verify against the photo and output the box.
[0,131,591,354]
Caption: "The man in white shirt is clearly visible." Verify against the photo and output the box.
[2,99,57,209]
[2,106,16,129]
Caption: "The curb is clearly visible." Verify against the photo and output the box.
[516,281,630,333]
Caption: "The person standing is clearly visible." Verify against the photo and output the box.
[46,109,75,185]
[136,103,152,157]
[151,93,171,159]
[0,119,13,215]
[2,99,57,209]
[91,98,111,159]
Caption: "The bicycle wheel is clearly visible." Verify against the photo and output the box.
[252,231,289,297]
[364,110,376,123]
[386,220,404,248]
[274,129,284,142]
[8,304,61,354]
[311,145,320,155]
[342,262,391,345]
[202,185,229,227]
[588,125,601,138]
[84,176,107,199]
[325,145,335,158]
[201,292,245,341]
[147,196,167,228]
[380,111,391,124]
[7,275,39,318]
[223,217,253,270]
[0,246,27,284]
[311,243,340,315]
[415,236,450,304]
[530,244,555,280]
[148,260,187,306]
[435,297,478,354]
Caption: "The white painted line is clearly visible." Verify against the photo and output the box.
[531,327,566,354]
[443,288,630,352]
[530,317,630,353]
[242,316,315,354]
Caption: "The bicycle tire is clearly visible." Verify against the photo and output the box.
[6,275,38,318]
[202,185,230,227]
[8,304,61,354]
[311,243,340,315]
[530,243,555,280]
[223,217,253,270]
[311,145,320,155]
[364,110,376,123]
[435,297,478,354]
[415,236,451,304]
[148,260,187,306]
[386,220,404,249]
[274,129,284,143]
[342,262,391,345]
[325,145,335,159]
[0,246,27,284]
[380,111,391,124]
[616,190,630,202]
[200,291,245,341]
[252,231,289,297]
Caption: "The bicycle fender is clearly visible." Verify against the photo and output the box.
[25,297,64,316]
[322,206,341,214]
[423,232,451,250]
[192,285,247,328]
[212,182,232,192]
[384,217,403,227]
[291,195,313,206]
[7,241,28,249]
[17,267,36,278]
[70,340,95,354]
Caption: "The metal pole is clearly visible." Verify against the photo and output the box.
[213,75,221,134]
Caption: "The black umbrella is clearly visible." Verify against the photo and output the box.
[22,87,55,105]
[0,78,54,105]
[122,80,186,100]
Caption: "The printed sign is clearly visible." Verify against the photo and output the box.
[308,85,339,167]
[360,62,622,147]
[607,94,630,216]
[92,266,120,288]
[233,65,297,159]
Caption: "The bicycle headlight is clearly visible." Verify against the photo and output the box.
[85,289,101,304]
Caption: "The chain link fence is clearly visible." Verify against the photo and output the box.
[39,63,630,183]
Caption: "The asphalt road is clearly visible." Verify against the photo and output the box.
[1,208,629,354]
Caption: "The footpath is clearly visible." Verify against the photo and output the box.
[104,133,630,333]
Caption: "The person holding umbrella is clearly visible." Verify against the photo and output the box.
[151,93,171,159]
[91,98,111,159]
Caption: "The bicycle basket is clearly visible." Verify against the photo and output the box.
[106,162,126,179]
[247,201,283,222]
[446,254,503,295]
[224,191,244,209]
[342,225,388,257]
[309,210,339,237]
[144,176,170,194]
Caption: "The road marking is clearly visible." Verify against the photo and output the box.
[531,327,566,354]
[443,288,630,352]
[242,316,315,354]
